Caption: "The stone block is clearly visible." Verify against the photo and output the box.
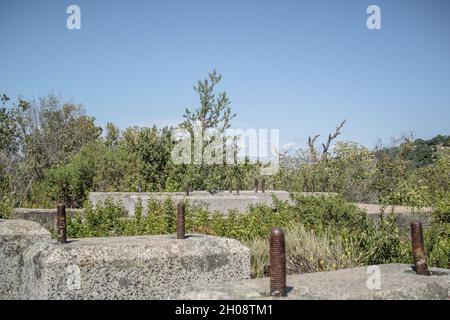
[0,219,51,300]
[12,208,82,233]
[88,191,295,216]
[174,264,450,300]
[21,234,250,300]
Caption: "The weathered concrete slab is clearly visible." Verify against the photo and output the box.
[21,234,251,300]
[12,208,83,233]
[357,204,432,229]
[88,192,433,230]
[0,219,51,300]
[89,190,294,216]
[173,264,450,300]
[356,204,432,215]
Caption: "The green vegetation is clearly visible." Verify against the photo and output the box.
[66,195,413,277]
[425,196,450,268]
[1,71,449,270]
[384,135,450,168]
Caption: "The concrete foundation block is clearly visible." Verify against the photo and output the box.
[12,208,82,233]
[88,190,295,216]
[174,264,450,300]
[0,219,51,300]
[21,234,250,300]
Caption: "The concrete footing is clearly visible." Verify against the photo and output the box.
[173,264,450,300]
[0,219,51,299]
[89,190,296,216]
[0,218,251,300]
[11,208,82,233]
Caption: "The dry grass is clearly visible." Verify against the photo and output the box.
[243,222,355,278]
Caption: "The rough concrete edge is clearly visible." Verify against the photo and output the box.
[0,219,52,300]
[19,233,252,300]
[172,264,450,300]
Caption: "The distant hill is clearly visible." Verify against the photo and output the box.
[408,135,450,167]
[381,135,450,168]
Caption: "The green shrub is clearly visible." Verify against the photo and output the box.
[427,228,450,269]
[432,193,450,223]
[290,195,410,266]
[425,195,450,268]
[291,194,368,230]
[143,197,176,234]
[67,200,127,238]
[67,195,412,275]
[350,214,410,265]
[0,196,14,219]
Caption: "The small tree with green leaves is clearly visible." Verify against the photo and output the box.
[179,70,236,192]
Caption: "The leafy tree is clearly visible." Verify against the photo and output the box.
[0,94,101,207]
[179,70,236,192]
[22,95,102,179]
[105,122,120,147]
[381,134,450,168]
[28,142,140,207]
[181,70,235,135]
[121,125,174,192]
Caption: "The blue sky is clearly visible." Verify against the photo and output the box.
[0,0,449,149]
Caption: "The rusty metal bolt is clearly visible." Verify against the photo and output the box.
[56,204,67,244]
[254,178,259,193]
[261,178,266,193]
[411,222,430,275]
[270,227,287,296]
[177,202,185,239]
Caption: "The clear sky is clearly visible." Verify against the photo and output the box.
[0,0,449,149]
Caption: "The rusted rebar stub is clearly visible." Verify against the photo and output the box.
[270,227,287,296]
[177,202,185,239]
[411,222,430,275]
[254,178,259,193]
[261,178,266,193]
[56,204,67,244]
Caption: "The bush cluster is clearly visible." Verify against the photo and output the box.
[67,195,418,277]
